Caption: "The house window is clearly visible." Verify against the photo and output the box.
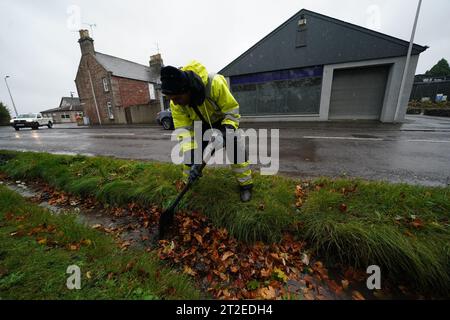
[60,114,70,119]
[102,78,110,92]
[149,83,156,100]
[107,102,114,120]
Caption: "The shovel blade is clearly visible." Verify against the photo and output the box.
[158,208,175,240]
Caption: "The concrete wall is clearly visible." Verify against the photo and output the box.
[128,103,160,124]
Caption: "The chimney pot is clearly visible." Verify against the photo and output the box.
[149,54,164,80]
[78,29,95,55]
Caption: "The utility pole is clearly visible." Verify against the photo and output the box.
[4,76,19,117]
[394,0,423,122]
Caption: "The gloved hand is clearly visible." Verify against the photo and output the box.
[188,163,203,183]
[223,124,235,131]
[221,124,235,137]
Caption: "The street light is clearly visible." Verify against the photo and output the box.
[4,75,19,117]
[394,0,423,122]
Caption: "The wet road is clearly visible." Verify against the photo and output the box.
[1,115,450,187]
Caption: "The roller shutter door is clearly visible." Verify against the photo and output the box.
[329,65,390,120]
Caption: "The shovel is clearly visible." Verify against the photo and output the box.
[158,162,206,239]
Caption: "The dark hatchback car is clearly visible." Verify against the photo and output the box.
[156,109,174,130]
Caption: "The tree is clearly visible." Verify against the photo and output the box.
[425,58,450,77]
[0,101,12,125]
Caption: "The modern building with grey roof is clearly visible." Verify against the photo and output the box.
[220,9,428,123]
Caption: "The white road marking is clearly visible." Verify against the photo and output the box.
[84,133,136,136]
[303,136,383,141]
[406,139,450,144]
[303,136,450,144]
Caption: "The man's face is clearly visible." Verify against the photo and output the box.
[166,92,191,106]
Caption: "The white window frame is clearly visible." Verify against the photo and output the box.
[102,77,110,92]
[107,102,114,120]
[149,83,156,100]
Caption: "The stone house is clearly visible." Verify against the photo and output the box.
[74,30,164,125]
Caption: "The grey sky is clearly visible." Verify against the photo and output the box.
[0,0,449,114]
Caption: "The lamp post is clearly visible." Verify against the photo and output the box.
[4,75,19,117]
[394,0,423,122]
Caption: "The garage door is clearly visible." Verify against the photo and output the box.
[329,65,390,120]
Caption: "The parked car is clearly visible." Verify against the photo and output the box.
[156,109,174,130]
[10,113,53,131]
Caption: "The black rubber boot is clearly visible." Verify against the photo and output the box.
[240,187,252,202]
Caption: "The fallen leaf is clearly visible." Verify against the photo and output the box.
[339,204,348,212]
[86,271,92,279]
[183,265,197,276]
[259,286,277,300]
[301,253,310,265]
[295,185,304,198]
[230,266,239,273]
[341,279,349,290]
[352,290,365,300]
[260,268,272,278]
[303,288,315,300]
[124,261,136,272]
[81,239,92,246]
[183,233,192,243]
[69,244,80,251]
[120,241,131,250]
[218,273,229,282]
[221,251,234,261]
[37,238,47,245]
[273,267,288,283]
[410,218,424,229]
[194,233,203,245]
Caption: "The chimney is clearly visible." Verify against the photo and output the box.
[78,29,95,56]
[149,53,164,79]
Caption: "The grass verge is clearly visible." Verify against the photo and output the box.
[0,150,449,296]
[0,184,202,299]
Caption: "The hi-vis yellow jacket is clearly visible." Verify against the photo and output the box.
[170,61,241,152]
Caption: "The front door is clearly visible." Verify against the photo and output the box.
[125,107,133,124]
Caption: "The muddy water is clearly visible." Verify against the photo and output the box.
[2,180,157,250]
